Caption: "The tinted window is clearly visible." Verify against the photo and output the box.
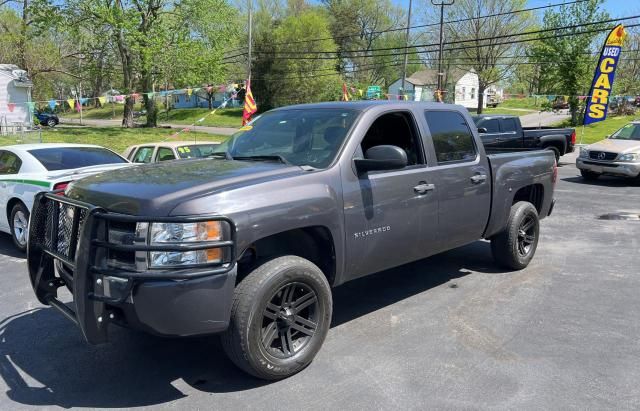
[156,147,176,162]
[28,147,127,171]
[132,147,154,163]
[501,118,518,133]
[0,151,22,174]
[215,109,358,168]
[361,111,423,166]
[479,118,500,133]
[425,111,477,164]
[177,144,219,159]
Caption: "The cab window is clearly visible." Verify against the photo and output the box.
[425,111,477,164]
[132,147,155,163]
[0,151,22,174]
[360,111,424,166]
[501,118,518,133]
[155,147,176,162]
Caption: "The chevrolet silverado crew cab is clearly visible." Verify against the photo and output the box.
[27,102,557,380]
[473,114,575,162]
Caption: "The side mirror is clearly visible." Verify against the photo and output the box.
[477,127,488,133]
[354,145,408,173]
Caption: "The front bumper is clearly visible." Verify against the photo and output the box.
[576,158,640,178]
[27,192,237,344]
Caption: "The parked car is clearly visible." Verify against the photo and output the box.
[123,141,221,163]
[27,102,557,380]
[34,111,59,127]
[576,121,640,181]
[0,144,130,251]
[473,114,576,162]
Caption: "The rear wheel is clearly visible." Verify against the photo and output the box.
[491,201,540,270]
[10,202,29,252]
[546,146,560,163]
[221,256,332,380]
[580,169,600,181]
[46,118,57,127]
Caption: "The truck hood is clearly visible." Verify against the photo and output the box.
[588,139,640,154]
[66,158,304,216]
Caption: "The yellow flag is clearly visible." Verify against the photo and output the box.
[98,96,106,105]
[67,98,75,108]
[186,88,192,97]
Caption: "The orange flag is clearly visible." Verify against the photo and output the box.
[342,83,350,101]
[242,80,257,126]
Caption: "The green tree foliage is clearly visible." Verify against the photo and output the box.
[613,28,640,96]
[530,0,609,125]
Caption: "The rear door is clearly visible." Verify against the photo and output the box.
[0,150,24,231]
[423,110,491,250]
[497,117,524,150]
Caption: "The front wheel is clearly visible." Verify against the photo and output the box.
[221,256,332,380]
[46,118,57,127]
[491,201,540,270]
[10,202,30,252]
[580,169,600,181]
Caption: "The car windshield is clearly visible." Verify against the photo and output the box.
[213,108,359,168]
[610,123,640,140]
[28,147,127,171]
[177,144,219,159]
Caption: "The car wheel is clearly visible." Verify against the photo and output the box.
[10,202,30,252]
[46,118,57,127]
[580,170,600,181]
[546,146,560,163]
[491,201,540,270]
[221,256,332,380]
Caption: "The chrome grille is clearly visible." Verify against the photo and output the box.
[589,151,617,161]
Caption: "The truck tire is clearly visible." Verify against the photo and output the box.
[546,146,560,163]
[580,170,600,181]
[491,201,540,270]
[10,202,30,252]
[221,256,332,380]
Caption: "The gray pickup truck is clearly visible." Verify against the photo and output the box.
[27,101,557,380]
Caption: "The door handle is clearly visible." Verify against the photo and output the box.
[495,138,507,142]
[470,174,487,184]
[414,182,435,195]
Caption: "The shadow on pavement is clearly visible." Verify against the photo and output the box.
[561,175,639,187]
[0,233,25,259]
[0,241,504,408]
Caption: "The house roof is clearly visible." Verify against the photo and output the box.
[0,64,33,86]
[401,68,474,86]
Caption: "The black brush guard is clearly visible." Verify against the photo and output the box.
[27,191,236,344]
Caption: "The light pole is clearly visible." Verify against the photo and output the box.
[400,0,413,100]
[431,0,454,102]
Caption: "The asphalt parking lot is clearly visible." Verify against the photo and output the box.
[1,152,639,410]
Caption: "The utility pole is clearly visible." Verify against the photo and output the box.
[400,0,413,100]
[432,0,454,102]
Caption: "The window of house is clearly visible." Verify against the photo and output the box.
[462,87,466,99]
[132,147,155,163]
[0,151,22,174]
[155,147,176,162]
[173,95,180,104]
[360,111,424,166]
[424,111,477,164]
[471,88,476,99]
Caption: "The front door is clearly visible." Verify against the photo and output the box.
[423,110,492,250]
[341,111,439,280]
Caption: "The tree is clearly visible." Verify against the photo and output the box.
[613,28,640,96]
[445,0,532,113]
[530,0,609,124]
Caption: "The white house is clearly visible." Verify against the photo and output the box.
[388,68,482,109]
[0,64,33,133]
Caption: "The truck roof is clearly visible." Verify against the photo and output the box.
[271,100,470,112]
[473,114,517,119]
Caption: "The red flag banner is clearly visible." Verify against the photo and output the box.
[342,83,350,101]
[242,80,257,126]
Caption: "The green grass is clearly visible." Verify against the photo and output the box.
[63,105,243,128]
[0,127,226,154]
[500,97,542,110]
[482,107,537,116]
[553,115,640,144]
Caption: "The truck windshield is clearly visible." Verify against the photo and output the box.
[610,123,640,140]
[213,108,359,168]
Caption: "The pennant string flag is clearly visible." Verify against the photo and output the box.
[242,79,257,126]
[48,99,57,110]
[7,103,15,112]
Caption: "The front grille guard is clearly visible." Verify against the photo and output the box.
[27,191,237,344]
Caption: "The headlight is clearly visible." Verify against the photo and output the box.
[579,147,590,158]
[138,221,223,267]
[618,153,640,162]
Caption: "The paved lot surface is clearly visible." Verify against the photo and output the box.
[519,110,570,127]
[1,152,639,410]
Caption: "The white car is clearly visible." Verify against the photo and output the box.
[0,143,131,251]
[123,141,221,163]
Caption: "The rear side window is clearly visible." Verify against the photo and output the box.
[501,118,518,133]
[28,147,127,171]
[156,147,176,162]
[424,111,477,164]
[0,151,22,174]
[132,147,154,163]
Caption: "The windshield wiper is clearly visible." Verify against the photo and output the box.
[232,155,290,165]
[207,151,234,160]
